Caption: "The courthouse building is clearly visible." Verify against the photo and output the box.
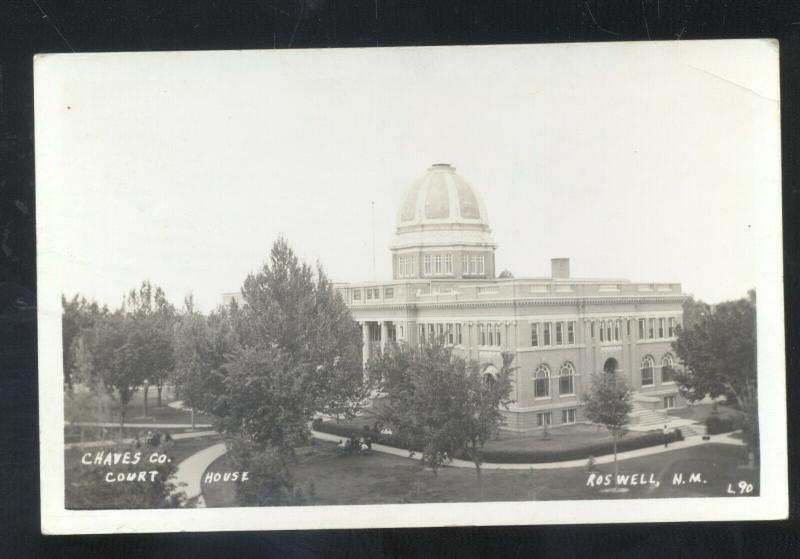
[333,163,687,431]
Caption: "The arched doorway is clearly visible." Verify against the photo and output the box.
[603,357,618,375]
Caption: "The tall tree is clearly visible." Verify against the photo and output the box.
[172,297,213,429]
[373,342,515,500]
[124,281,176,409]
[582,372,633,490]
[672,291,758,456]
[61,294,104,388]
[211,238,366,458]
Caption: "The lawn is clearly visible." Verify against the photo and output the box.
[202,439,758,507]
[65,385,214,427]
[667,402,743,423]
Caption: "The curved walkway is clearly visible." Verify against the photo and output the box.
[310,429,746,470]
[164,429,747,508]
[173,442,228,507]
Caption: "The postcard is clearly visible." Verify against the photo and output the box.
[35,40,786,534]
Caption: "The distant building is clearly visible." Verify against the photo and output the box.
[334,164,686,431]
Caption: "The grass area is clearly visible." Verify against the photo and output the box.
[65,385,214,426]
[667,403,743,423]
[202,439,758,507]
[64,425,208,444]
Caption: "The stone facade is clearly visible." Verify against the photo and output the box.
[336,164,686,431]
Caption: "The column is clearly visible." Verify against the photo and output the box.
[380,321,388,352]
[361,322,371,372]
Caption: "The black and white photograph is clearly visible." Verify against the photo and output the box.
[34,40,787,533]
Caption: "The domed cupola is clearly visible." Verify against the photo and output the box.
[391,164,496,280]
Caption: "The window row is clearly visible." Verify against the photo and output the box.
[531,321,576,347]
[416,322,506,347]
[637,317,677,340]
[640,353,676,386]
[537,408,577,427]
[587,317,679,342]
[533,362,576,398]
[418,323,463,346]
[352,287,394,301]
[398,256,415,277]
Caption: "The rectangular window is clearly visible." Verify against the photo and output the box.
[479,324,486,346]
[614,320,620,341]
[664,396,676,409]
[384,287,394,299]
[496,325,502,347]
[456,323,462,345]
[543,323,551,346]
[537,412,552,427]
[591,321,595,339]
[555,322,563,345]
[488,325,494,346]
[352,289,361,301]
[599,321,605,342]
[447,324,453,345]
[419,324,425,342]
[658,318,665,338]
[567,321,575,344]
[649,318,655,339]
[424,255,432,275]
[366,289,373,300]
[445,254,453,274]
[429,324,435,339]
[462,255,468,275]
[627,320,631,337]
[638,319,645,339]
[399,325,404,339]
[668,317,675,338]
[561,408,577,424]
[531,323,539,347]
[606,321,612,341]
[409,256,414,275]
[470,256,477,274]
[434,255,442,274]
[477,255,485,275]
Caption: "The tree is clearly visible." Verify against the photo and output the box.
[124,281,176,410]
[225,435,306,506]
[62,294,104,389]
[582,372,632,490]
[373,342,515,500]
[498,269,514,279]
[210,238,367,460]
[672,291,758,457]
[90,312,145,432]
[172,298,214,429]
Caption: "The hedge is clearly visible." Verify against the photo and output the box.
[705,414,741,435]
[313,420,681,464]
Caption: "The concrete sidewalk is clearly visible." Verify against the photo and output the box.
[310,430,746,470]
[174,442,228,507]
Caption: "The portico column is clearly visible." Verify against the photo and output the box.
[361,322,371,371]
[380,321,388,352]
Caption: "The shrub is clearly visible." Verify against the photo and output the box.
[316,421,680,464]
[705,414,740,435]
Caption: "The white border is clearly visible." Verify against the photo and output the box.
[35,40,787,535]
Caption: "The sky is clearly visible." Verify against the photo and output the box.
[36,41,780,313]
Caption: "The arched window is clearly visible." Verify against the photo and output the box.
[534,364,551,398]
[641,355,655,386]
[662,353,675,383]
[559,362,575,395]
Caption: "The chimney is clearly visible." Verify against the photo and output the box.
[551,258,570,279]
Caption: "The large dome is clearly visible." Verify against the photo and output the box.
[396,163,491,229]
[390,164,496,256]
